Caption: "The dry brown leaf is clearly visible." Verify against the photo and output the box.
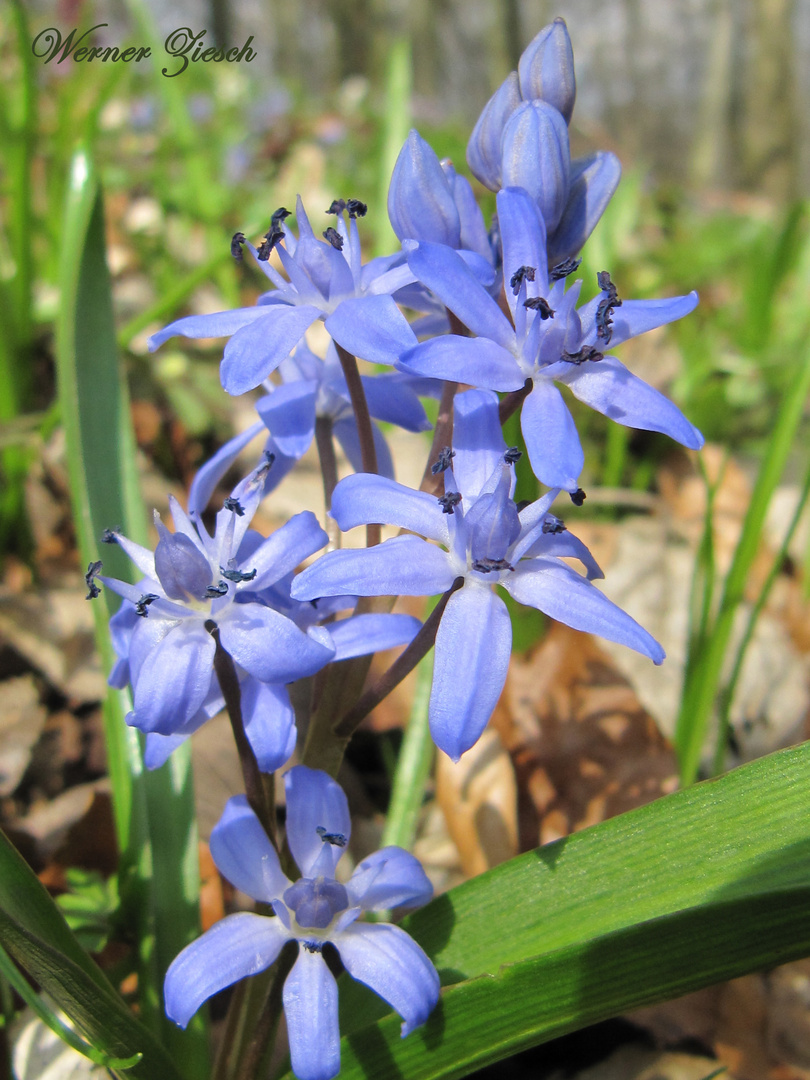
[495,623,679,850]
[0,675,47,797]
[436,729,518,878]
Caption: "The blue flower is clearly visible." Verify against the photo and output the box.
[148,197,418,396]
[104,459,422,770]
[397,187,702,493]
[165,767,439,1080]
[188,340,435,516]
[290,390,664,761]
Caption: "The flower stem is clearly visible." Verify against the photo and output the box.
[334,578,463,738]
[206,621,277,848]
[315,415,341,549]
[420,378,458,497]
[334,342,381,548]
[499,378,532,425]
[232,941,298,1080]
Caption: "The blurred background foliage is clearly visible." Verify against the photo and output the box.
[1,0,809,558]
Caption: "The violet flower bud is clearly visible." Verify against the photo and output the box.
[388,130,461,246]
[465,71,522,191]
[517,17,576,124]
[500,100,571,234]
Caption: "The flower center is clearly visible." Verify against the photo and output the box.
[283,876,349,930]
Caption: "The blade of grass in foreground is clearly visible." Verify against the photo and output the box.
[56,149,208,1079]
[675,335,810,784]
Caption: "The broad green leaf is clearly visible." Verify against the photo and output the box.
[282,741,810,1080]
[56,148,207,1077]
[0,829,181,1080]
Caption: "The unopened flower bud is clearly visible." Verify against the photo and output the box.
[466,71,522,191]
[388,130,460,247]
[518,18,576,124]
[500,100,570,234]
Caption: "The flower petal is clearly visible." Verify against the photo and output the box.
[547,152,621,263]
[285,766,351,878]
[581,293,699,349]
[217,605,334,683]
[254,380,317,458]
[242,679,297,773]
[502,557,665,663]
[330,474,450,545]
[148,307,270,352]
[291,536,456,601]
[429,584,512,761]
[220,305,322,396]
[165,912,289,1028]
[247,511,329,592]
[388,131,460,247]
[501,101,570,234]
[328,613,421,661]
[399,335,523,392]
[360,374,432,433]
[283,948,340,1080]
[562,355,704,449]
[336,923,440,1036]
[325,295,418,367]
[132,621,215,734]
[210,794,291,901]
[497,187,550,319]
[518,18,576,123]
[520,379,583,491]
[346,847,433,911]
[466,71,522,190]
[452,389,507,500]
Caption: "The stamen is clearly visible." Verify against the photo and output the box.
[472,557,513,573]
[220,566,258,583]
[561,346,604,365]
[263,450,276,466]
[135,593,159,617]
[550,256,582,281]
[204,581,229,599]
[542,515,566,534]
[270,207,291,229]
[100,528,119,544]
[303,942,323,953]
[257,209,290,262]
[346,199,367,218]
[523,297,555,319]
[224,496,245,516]
[323,227,344,251]
[509,265,536,296]
[595,270,622,345]
[438,491,462,514]
[570,488,586,506]
[431,446,455,475]
[85,560,103,600]
[504,447,522,465]
[230,232,246,261]
[326,199,347,215]
[316,826,348,848]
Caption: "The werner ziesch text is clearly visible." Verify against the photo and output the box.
[31,25,256,77]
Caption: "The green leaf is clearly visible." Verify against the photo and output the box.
[0,829,182,1080]
[56,148,208,1078]
[297,741,810,1080]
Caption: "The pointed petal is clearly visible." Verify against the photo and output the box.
[330,474,450,544]
[336,923,440,1036]
[581,293,699,349]
[502,557,665,662]
[165,913,288,1028]
[132,621,216,734]
[548,152,621,263]
[242,679,297,773]
[210,794,291,900]
[285,765,351,877]
[324,294,418,367]
[217,605,334,683]
[220,305,321,396]
[452,389,506,500]
[291,536,456,600]
[466,71,522,190]
[405,242,515,349]
[327,613,421,661]
[562,356,704,449]
[360,374,432,432]
[187,422,267,516]
[148,307,269,352]
[246,511,329,592]
[254,380,317,458]
[283,949,340,1080]
[497,188,549,321]
[519,529,604,580]
[399,335,523,392]
[520,379,583,491]
[388,130,460,246]
[429,584,512,761]
[111,532,157,579]
[346,847,433,910]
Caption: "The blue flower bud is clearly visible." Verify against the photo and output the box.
[439,160,493,260]
[547,151,622,263]
[500,100,570,234]
[466,71,522,191]
[517,18,576,124]
[388,130,461,247]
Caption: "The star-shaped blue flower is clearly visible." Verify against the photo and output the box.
[165,766,439,1080]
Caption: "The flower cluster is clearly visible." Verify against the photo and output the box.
[97,16,705,1080]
